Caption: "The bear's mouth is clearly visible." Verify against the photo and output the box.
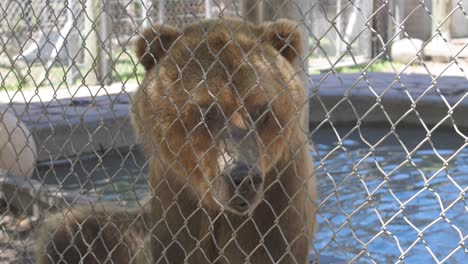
[229,202,250,214]
[227,195,260,215]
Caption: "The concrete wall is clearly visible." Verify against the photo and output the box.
[451,0,468,38]
[399,0,432,40]
[400,0,468,40]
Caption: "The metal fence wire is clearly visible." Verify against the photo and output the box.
[0,0,467,263]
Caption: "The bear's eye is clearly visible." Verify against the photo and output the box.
[200,105,221,124]
[249,106,269,126]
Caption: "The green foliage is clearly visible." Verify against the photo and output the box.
[334,60,405,73]
[0,51,144,92]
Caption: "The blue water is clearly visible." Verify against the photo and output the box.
[310,126,467,263]
[35,126,467,263]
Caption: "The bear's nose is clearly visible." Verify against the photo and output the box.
[223,163,262,190]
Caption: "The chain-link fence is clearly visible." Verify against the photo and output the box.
[0,0,467,263]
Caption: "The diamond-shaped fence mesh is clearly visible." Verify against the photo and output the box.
[0,0,467,263]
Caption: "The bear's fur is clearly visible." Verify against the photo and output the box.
[35,204,151,264]
[36,18,316,264]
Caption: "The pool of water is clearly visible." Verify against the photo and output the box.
[311,126,467,263]
[35,126,467,263]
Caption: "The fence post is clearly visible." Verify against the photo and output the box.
[205,0,212,19]
[241,0,263,24]
[100,1,112,85]
[372,0,390,58]
[141,0,150,28]
[432,0,452,38]
[83,0,103,86]
[158,0,165,23]
[428,0,452,62]
[336,0,342,57]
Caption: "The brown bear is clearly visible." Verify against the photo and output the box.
[36,18,316,264]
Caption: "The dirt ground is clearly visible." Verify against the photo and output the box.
[0,199,35,264]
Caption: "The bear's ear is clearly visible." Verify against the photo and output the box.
[135,25,180,70]
[261,19,303,63]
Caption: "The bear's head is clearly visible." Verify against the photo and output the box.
[133,19,306,215]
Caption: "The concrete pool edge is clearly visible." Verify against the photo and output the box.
[0,170,94,217]
[2,72,467,162]
[309,72,468,129]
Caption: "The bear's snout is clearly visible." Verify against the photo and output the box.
[222,162,264,214]
[224,162,263,190]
